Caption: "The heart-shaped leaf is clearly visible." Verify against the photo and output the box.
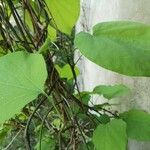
[93,84,130,100]
[120,109,150,141]
[45,0,80,34]
[93,119,127,150]
[55,64,80,80]
[75,21,150,77]
[0,51,47,123]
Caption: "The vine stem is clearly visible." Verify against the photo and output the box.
[4,129,22,150]
[24,79,57,150]
[42,92,62,120]
[39,100,64,150]
[24,97,46,150]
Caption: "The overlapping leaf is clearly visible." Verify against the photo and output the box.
[75,21,150,76]
[120,109,150,141]
[55,64,80,80]
[0,51,47,123]
[45,0,80,34]
[93,119,127,150]
[93,84,130,99]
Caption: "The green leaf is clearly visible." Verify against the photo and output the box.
[52,118,63,130]
[39,38,52,54]
[79,142,94,150]
[0,47,6,57]
[0,51,47,123]
[24,11,33,31]
[120,109,150,141]
[75,21,150,77]
[35,136,55,150]
[76,91,91,105]
[24,1,34,32]
[93,119,127,150]
[45,0,80,34]
[98,114,110,124]
[55,64,80,80]
[93,84,130,100]
[0,125,11,144]
[48,25,57,41]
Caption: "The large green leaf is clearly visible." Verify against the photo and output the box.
[120,109,150,141]
[0,51,47,123]
[75,21,150,77]
[93,84,130,100]
[93,119,127,150]
[45,0,80,34]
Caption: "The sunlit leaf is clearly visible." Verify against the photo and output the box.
[93,84,130,99]
[55,64,80,80]
[0,51,47,123]
[75,21,150,77]
[45,0,80,34]
[120,109,150,141]
[93,119,127,150]
[39,38,52,54]
[48,25,57,41]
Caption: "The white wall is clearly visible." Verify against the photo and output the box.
[76,0,150,149]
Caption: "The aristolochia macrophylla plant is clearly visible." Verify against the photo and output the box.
[0,0,150,150]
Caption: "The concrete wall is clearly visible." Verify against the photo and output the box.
[76,0,150,149]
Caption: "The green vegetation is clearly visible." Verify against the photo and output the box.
[0,0,150,150]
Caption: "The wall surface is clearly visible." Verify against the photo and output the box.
[76,0,150,149]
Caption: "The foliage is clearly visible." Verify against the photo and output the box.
[45,0,80,34]
[93,84,130,100]
[0,0,150,150]
[55,64,80,80]
[93,119,127,150]
[120,109,150,141]
[0,51,47,123]
[75,21,150,76]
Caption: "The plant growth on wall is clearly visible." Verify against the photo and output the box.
[0,0,150,149]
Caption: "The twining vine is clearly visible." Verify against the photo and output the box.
[0,0,106,149]
[1,0,150,150]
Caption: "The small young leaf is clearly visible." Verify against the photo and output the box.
[0,51,47,123]
[24,8,34,32]
[76,91,91,105]
[39,38,51,54]
[48,25,57,41]
[55,64,80,80]
[93,84,130,99]
[120,109,150,141]
[75,21,150,77]
[93,119,127,150]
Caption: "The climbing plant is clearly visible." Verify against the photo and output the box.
[0,0,150,150]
